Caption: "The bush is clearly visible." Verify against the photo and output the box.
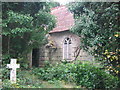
[2,61,119,89]
[74,63,118,89]
[1,68,10,80]
[32,61,119,89]
[2,70,42,88]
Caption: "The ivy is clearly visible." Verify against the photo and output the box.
[68,2,120,77]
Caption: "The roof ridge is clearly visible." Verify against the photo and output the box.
[51,5,66,11]
[50,5,74,33]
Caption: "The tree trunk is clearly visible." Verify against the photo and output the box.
[27,50,32,68]
[74,47,81,60]
[0,35,2,67]
[8,36,10,55]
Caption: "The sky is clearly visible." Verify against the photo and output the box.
[53,0,74,5]
[53,0,119,4]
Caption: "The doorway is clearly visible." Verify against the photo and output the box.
[32,48,39,67]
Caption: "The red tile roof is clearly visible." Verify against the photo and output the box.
[49,5,74,33]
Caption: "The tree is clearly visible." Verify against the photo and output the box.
[2,2,58,67]
[68,2,120,77]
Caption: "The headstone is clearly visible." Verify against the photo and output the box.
[7,59,20,83]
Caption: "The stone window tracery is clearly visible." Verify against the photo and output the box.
[63,37,72,60]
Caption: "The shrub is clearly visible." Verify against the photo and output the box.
[2,61,119,89]
[2,70,42,88]
[74,63,119,89]
[1,68,10,80]
[32,61,119,89]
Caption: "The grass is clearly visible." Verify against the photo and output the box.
[40,80,78,88]
[2,69,82,88]
[2,60,119,89]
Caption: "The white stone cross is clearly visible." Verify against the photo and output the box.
[7,59,20,83]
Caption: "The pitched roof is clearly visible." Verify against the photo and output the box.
[49,5,74,33]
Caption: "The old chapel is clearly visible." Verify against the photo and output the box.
[32,6,94,67]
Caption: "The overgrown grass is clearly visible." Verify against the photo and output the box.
[2,68,79,88]
[32,60,119,89]
[2,60,120,89]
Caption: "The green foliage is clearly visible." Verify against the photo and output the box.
[2,79,14,88]
[2,54,11,66]
[68,2,120,77]
[34,10,56,30]
[32,61,119,89]
[2,11,33,36]
[101,50,120,76]
[2,61,119,89]
[2,69,77,88]
[74,63,118,89]
[17,70,42,87]
[2,70,42,88]
[17,57,29,69]
[2,2,57,67]
[1,68,9,80]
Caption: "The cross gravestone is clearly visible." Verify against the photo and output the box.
[7,59,20,83]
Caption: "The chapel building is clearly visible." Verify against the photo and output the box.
[32,6,94,67]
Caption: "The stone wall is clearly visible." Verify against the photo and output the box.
[38,31,94,66]
[38,47,63,67]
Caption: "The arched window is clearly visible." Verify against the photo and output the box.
[63,37,72,60]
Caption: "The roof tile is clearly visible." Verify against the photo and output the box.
[49,6,74,33]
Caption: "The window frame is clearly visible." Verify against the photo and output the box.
[63,37,72,60]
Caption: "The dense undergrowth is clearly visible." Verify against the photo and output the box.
[2,61,120,89]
